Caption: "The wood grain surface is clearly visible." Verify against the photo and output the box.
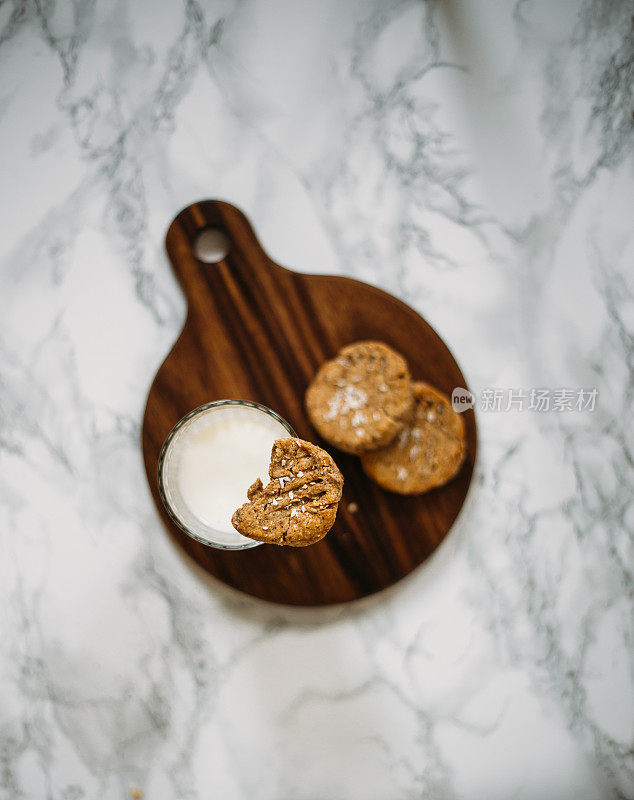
[142,200,477,605]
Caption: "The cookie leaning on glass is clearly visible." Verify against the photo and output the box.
[232,438,344,546]
[305,341,414,455]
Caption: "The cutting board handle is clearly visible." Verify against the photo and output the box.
[165,200,277,298]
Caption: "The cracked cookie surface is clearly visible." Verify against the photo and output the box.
[305,341,414,454]
[231,438,344,546]
[361,382,466,494]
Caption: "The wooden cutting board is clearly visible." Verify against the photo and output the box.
[142,200,477,605]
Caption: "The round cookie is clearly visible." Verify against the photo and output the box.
[305,341,414,454]
[232,438,344,547]
[361,382,466,494]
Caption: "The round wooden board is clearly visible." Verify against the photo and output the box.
[142,201,477,606]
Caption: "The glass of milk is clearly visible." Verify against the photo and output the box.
[158,400,297,549]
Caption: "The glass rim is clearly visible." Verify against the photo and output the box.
[157,399,298,550]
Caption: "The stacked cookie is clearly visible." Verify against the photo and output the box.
[305,341,466,495]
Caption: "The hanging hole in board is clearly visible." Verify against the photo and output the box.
[194,228,231,263]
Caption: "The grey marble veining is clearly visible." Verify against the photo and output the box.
[0,1,632,798]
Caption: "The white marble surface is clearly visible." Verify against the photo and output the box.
[1,1,633,798]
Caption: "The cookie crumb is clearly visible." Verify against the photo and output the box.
[347,502,359,514]
[130,790,143,800]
